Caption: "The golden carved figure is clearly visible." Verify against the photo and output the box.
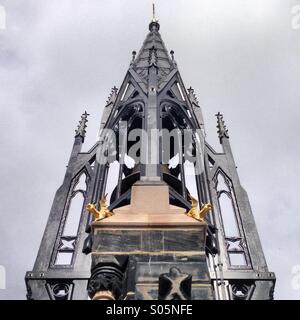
[86,194,113,221]
[187,194,212,222]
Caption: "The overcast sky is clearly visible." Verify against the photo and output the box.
[0,0,299,299]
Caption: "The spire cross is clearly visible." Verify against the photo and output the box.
[82,111,90,118]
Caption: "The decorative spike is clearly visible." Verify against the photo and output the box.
[170,50,174,61]
[215,112,229,143]
[149,4,160,31]
[169,50,177,69]
[187,86,199,105]
[152,3,157,22]
[75,111,89,140]
[106,86,118,105]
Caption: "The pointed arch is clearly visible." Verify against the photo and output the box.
[216,171,230,192]
[214,169,250,268]
[74,172,87,192]
[63,170,90,237]
[63,191,85,237]
[218,191,239,237]
[53,170,90,267]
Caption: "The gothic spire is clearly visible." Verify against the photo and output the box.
[131,5,175,84]
[75,111,89,140]
[216,112,229,143]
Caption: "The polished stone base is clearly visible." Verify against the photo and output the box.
[90,181,213,300]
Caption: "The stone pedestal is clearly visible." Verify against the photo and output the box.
[90,181,213,300]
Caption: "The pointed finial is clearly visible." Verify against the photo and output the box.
[216,112,229,143]
[132,50,136,60]
[187,86,194,93]
[75,111,90,140]
[169,50,177,69]
[130,50,136,66]
[106,86,118,105]
[170,50,174,61]
[149,4,160,31]
[152,3,157,22]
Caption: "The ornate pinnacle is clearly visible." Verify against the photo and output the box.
[187,86,199,105]
[106,86,118,105]
[216,112,229,142]
[75,111,89,140]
